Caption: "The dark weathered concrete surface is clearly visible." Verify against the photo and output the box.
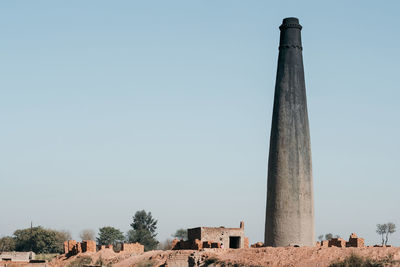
[265,17,314,247]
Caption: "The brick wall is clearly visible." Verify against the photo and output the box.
[121,243,144,254]
[188,228,201,240]
[64,240,145,257]
[244,237,249,248]
[200,227,244,248]
[81,240,96,253]
[318,233,365,248]
[346,233,365,248]
[176,222,247,250]
[171,239,203,250]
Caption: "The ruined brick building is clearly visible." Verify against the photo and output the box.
[188,221,246,248]
[63,240,144,256]
[173,221,248,250]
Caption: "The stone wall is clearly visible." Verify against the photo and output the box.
[0,252,35,262]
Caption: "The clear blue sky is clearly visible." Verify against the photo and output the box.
[1,0,399,246]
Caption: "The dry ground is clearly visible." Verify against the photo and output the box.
[49,246,400,267]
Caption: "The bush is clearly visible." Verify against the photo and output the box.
[67,256,92,267]
[137,259,154,267]
[35,253,58,261]
[329,253,398,267]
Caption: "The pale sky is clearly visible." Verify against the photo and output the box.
[1,0,399,246]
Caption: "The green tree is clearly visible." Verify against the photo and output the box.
[96,226,125,245]
[172,229,187,240]
[0,236,16,252]
[13,226,69,254]
[127,210,158,251]
[324,233,333,240]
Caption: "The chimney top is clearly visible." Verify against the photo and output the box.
[280,17,302,30]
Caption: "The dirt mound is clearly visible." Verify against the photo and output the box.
[49,248,144,267]
[204,247,400,267]
[49,247,400,267]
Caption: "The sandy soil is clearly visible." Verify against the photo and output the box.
[49,246,400,267]
[205,247,400,267]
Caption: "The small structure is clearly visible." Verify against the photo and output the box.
[0,251,35,262]
[346,233,365,248]
[172,221,247,250]
[317,233,365,248]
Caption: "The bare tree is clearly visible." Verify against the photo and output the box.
[376,224,388,246]
[385,223,396,246]
[80,229,95,241]
[157,239,172,250]
[318,235,323,241]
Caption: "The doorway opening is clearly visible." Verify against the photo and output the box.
[229,236,240,249]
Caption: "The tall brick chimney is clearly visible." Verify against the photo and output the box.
[265,17,315,247]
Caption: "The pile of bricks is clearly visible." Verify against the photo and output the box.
[317,233,365,248]
[171,239,203,250]
[250,242,264,248]
[202,241,221,248]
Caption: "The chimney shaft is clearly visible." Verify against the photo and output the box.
[264,17,315,247]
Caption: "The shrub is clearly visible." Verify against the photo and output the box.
[137,259,154,267]
[329,253,398,267]
[67,256,92,267]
